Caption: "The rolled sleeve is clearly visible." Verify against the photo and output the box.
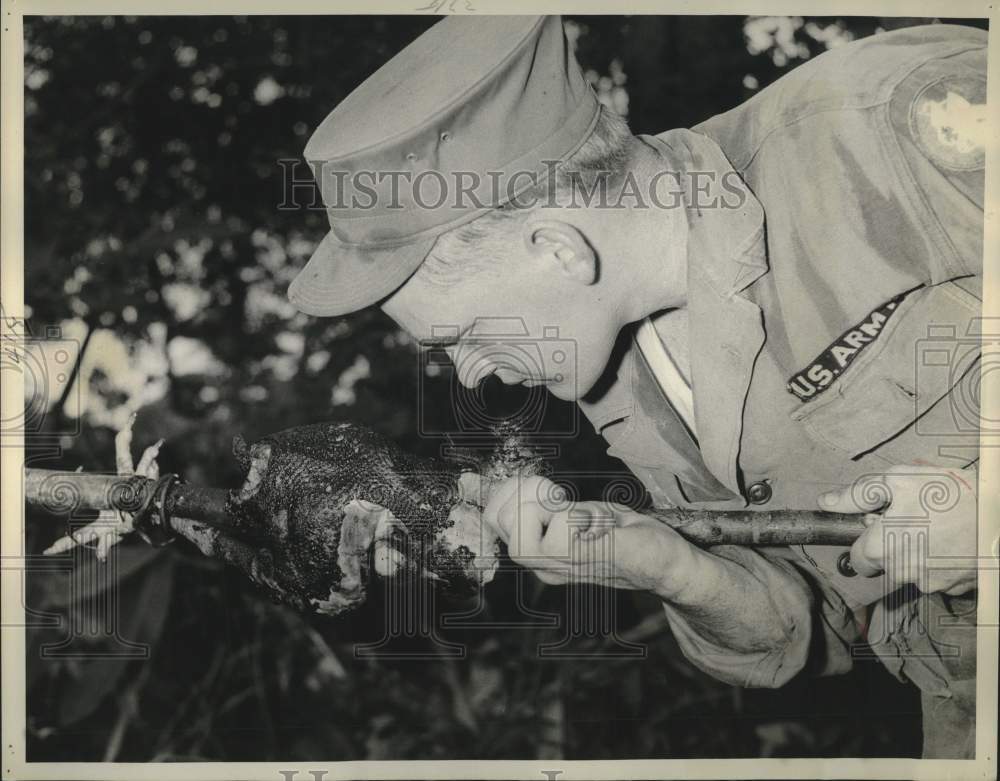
[661,545,859,688]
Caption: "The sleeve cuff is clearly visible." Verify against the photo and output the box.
[660,546,816,688]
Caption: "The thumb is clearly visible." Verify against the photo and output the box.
[483,477,520,541]
[818,476,891,514]
[849,522,885,578]
[483,475,567,541]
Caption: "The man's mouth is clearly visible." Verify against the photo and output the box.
[494,367,547,387]
[459,369,549,389]
[452,352,561,390]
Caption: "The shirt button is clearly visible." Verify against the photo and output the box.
[837,551,857,578]
[747,480,772,505]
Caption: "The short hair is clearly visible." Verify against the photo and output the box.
[417,106,634,286]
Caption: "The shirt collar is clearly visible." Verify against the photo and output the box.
[597,130,769,497]
[639,129,768,300]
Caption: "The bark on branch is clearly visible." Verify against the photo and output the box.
[25,468,864,547]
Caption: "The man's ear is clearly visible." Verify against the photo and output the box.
[522,219,598,285]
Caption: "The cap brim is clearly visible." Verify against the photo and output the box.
[288,231,437,317]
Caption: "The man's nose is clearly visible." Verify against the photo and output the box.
[494,368,522,385]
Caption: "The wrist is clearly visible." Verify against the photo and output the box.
[650,529,707,603]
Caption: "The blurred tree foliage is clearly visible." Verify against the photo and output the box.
[23,13,982,761]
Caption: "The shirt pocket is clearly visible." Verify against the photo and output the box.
[790,279,981,459]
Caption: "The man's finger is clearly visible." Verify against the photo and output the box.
[849,521,885,577]
[505,501,547,561]
[540,508,581,558]
[819,476,891,514]
[483,476,566,542]
[561,503,592,535]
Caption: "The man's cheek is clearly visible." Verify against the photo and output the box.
[546,378,577,401]
[547,362,589,401]
[568,337,617,398]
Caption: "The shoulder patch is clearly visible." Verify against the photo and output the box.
[786,291,913,403]
[909,74,987,171]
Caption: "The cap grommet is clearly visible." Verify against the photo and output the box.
[439,130,451,141]
[405,152,417,161]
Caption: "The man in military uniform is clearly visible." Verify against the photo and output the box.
[287,16,986,758]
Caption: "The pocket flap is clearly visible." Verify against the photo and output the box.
[790,280,981,457]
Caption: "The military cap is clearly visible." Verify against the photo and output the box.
[287,15,600,317]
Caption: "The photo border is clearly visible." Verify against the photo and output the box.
[3,2,997,779]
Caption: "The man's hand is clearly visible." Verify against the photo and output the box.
[484,475,831,681]
[819,465,979,596]
[483,475,698,597]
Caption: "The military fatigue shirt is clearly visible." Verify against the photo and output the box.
[578,24,985,758]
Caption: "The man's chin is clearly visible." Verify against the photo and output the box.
[543,378,584,402]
